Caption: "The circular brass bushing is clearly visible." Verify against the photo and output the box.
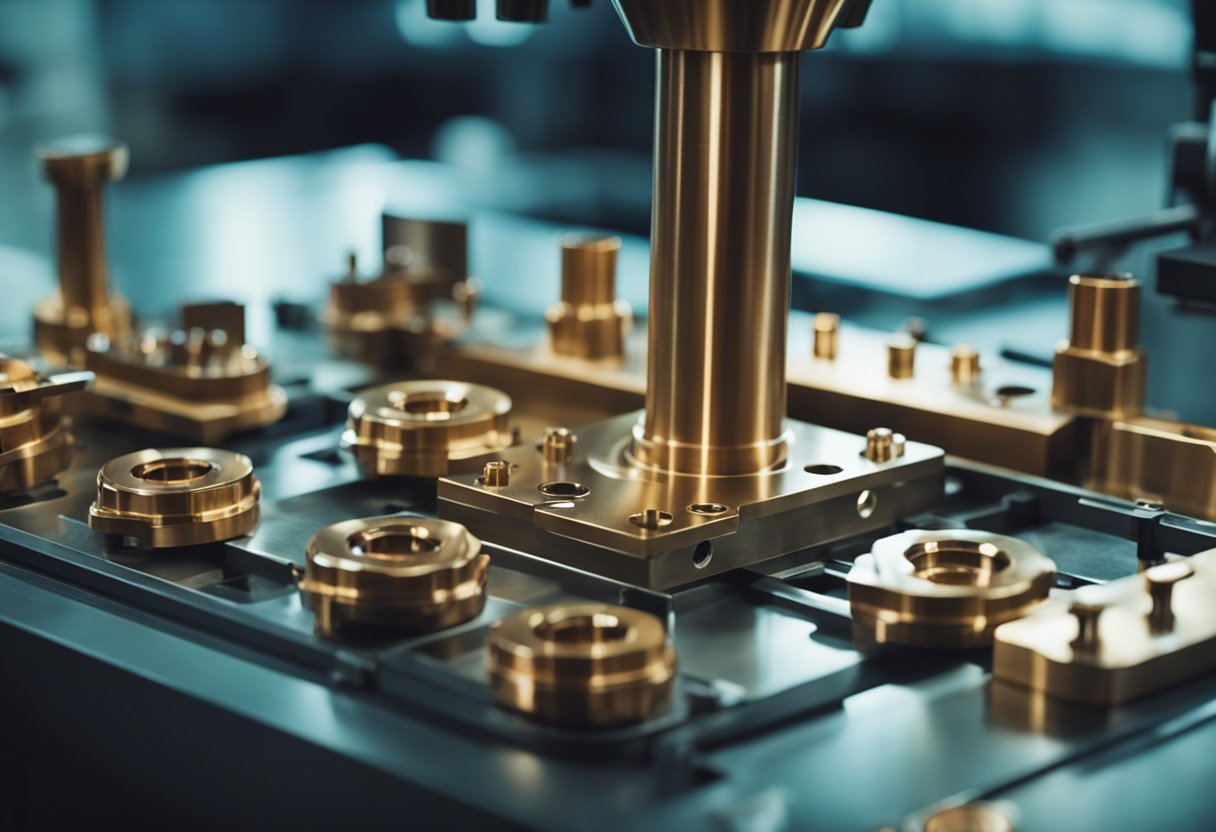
[847,530,1056,649]
[0,356,81,494]
[342,380,514,477]
[486,603,677,727]
[88,448,260,547]
[299,516,489,636]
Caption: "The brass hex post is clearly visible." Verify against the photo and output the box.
[547,235,632,361]
[1052,273,1145,419]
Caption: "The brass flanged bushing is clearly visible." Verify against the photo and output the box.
[88,448,260,547]
[848,530,1056,649]
[299,516,489,636]
[0,356,91,494]
[342,380,514,477]
[486,603,677,727]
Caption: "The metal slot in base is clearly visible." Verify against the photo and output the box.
[439,412,945,589]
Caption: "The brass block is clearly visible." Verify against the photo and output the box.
[342,380,515,478]
[1088,417,1216,520]
[1051,344,1145,419]
[486,603,676,727]
[88,448,261,547]
[299,516,488,636]
[993,549,1216,706]
[848,530,1056,649]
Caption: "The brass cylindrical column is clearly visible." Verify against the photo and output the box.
[631,49,799,476]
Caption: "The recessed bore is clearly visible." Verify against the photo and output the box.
[347,526,443,560]
[805,464,844,475]
[856,490,878,519]
[994,385,1035,399]
[390,390,470,420]
[131,458,214,484]
[687,502,728,515]
[534,612,631,645]
[692,541,713,569]
[905,540,1012,587]
[538,481,590,498]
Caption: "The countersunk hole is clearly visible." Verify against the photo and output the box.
[533,612,631,644]
[804,464,844,475]
[994,384,1035,399]
[347,526,442,560]
[538,481,590,498]
[687,502,728,515]
[692,541,713,569]
[389,390,469,420]
[905,539,1011,587]
[131,458,213,484]
[630,509,674,529]
[856,490,878,519]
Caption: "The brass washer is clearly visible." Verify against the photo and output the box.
[88,448,260,547]
[486,603,677,727]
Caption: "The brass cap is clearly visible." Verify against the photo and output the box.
[299,516,489,636]
[88,448,261,547]
[487,603,677,727]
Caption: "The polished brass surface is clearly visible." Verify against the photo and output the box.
[950,345,981,385]
[1088,417,1216,521]
[546,236,632,361]
[920,803,1016,832]
[78,302,287,443]
[993,548,1216,706]
[848,530,1056,649]
[342,380,515,477]
[33,136,133,363]
[633,49,799,476]
[812,312,839,360]
[0,356,92,494]
[88,447,260,547]
[1052,273,1145,419]
[612,0,852,52]
[863,427,905,463]
[299,516,488,636]
[886,335,917,380]
[486,603,676,727]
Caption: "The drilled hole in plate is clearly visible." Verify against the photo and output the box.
[905,540,1012,587]
[533,612,631,644]
[856,490,878,519]
[692,541,713,569]
[538,481,590,498]
[347,526,442,560]
[131,458,213,484]
[804,464,844,475]
[687,502,728,515]
[994,384,1035,399]
[389,390,469,420]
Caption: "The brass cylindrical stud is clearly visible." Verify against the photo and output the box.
[1069,589,1107,656]
[951,344,981,384]
[88,448,261,547]
[481,460,511,488]
[1145,559,1194,634]
[863,427,905,463]
[546,235,632,361]
[1068,273,1140,353]
[541,426,575,465]
[486,603,677,727]
[299,516,488,636]
[813,312,840,360]
[887,335,916,380]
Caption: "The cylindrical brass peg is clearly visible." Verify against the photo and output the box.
[951,344,981,384]
[813,312,840,360]
[887,335,916,380]
[1069,590,1107,656]
[1145,560,1194,634]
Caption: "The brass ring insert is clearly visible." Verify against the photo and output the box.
[342,380,514,477]
[848,530,1056,649]
[486,603,677,727]
[299,516,489,636]
[88,447,260,547]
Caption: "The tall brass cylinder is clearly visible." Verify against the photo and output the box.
[632,49,799,476]
[1067,273,1140,354]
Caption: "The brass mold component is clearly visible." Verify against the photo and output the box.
[0,356,92,494]
[848,530,1056,649]
[78,302,286,444]
[812,312,839,360]
[993,548,1216,706]
[486,603,677,727]
[950,345,981,385]
[33,136,134,363]
[343,380,515,477]
[1088,417,1216,521]
[612,0,853,52]
[1052,273,1145,419]
[546,235,632,361]
[541,426,575,465]
[88,447,260,547]
[299,516,488,636]
[887,335,917,380]
[863,427,905,463]
[481,460,511,487]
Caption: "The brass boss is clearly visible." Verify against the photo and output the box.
[299,516,488,636]
[486,603,677,727]
[88,448,261,547]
